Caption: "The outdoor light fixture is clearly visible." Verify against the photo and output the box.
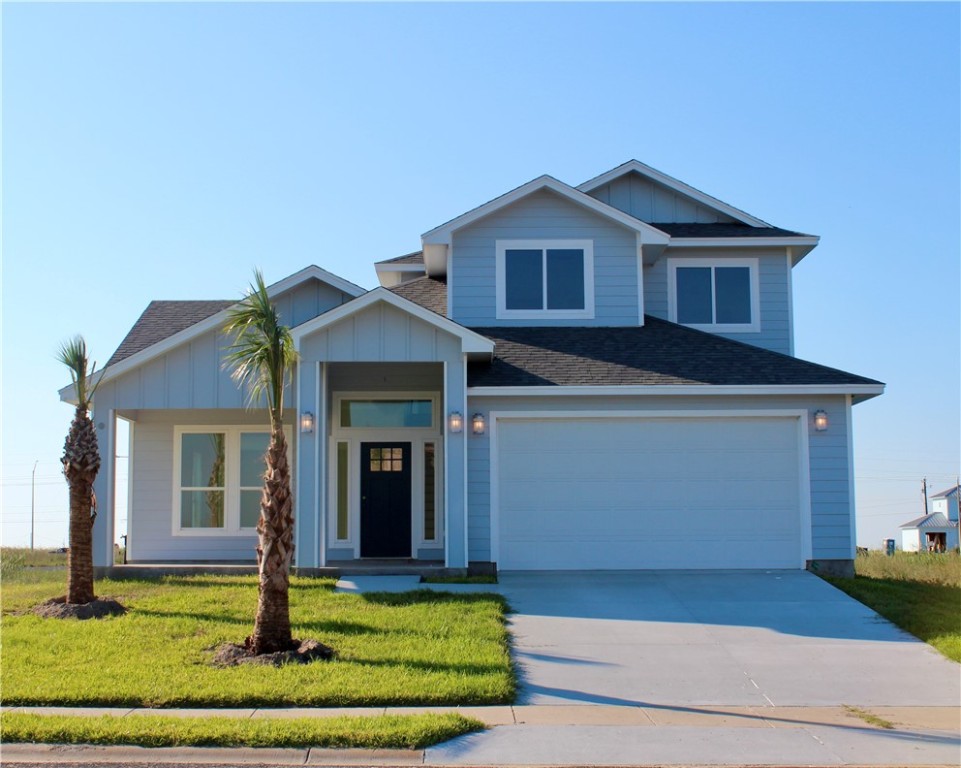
[472,413,486,435]
[449,411,464,433]
[813,409,828,432]
[300,411,315,434]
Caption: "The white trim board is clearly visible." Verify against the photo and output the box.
[487,409,813,569]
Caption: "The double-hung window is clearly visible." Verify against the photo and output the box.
[174,427,275,535]
[668,258,760,332]
[496,240,594,319]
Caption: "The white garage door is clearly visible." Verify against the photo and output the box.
[495,416,803,570]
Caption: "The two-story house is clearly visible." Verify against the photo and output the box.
[63,160,884,576]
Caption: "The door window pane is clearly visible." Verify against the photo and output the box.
[424,443,436,541]
[546,249,585,310]
[341,400,432,428]
[714,267,752,324]
[336,442,349,540]
[676,267,713,324]
[505,249,543,309]
[181,433,225,488]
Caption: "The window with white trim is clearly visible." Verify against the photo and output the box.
[496,240,594,319]
[174,427,280,535]
[668,258,760,332]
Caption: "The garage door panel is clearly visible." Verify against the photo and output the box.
[496,416,803,570]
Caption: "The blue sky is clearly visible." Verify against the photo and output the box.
[2,2,959,550]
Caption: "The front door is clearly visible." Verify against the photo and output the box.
[360,442,412,557]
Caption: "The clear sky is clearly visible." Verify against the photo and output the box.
[2,2,959,551]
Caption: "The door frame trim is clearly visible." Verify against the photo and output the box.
[488,409,812,569]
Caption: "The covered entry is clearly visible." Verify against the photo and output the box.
[493,413,808,570]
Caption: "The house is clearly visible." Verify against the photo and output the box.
[61,160,884,576]
[900,484,960,552]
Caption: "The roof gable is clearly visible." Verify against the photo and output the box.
[421,175,670,246]
[578,160,771,227]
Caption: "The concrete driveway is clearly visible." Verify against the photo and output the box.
[499,570,960,707]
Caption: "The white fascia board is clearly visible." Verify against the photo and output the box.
[669,236,820,263]
[291,287,495,357]
[468,384,885,398]
[59,265,368,393]
[577,160,772,228]
[373,263,426,288]
[421,175,670,246]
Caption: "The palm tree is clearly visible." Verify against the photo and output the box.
[58,336,103,605]
[223,270,298,655]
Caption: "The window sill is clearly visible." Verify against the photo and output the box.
[496,309,595,321]
[680,322,760,333]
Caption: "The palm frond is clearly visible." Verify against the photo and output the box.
[222,270,298,418]
[57,335,103,410]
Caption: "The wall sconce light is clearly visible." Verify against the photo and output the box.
[449,411,464,434]
[472,413,486,435]
[813,410,828,432]
[300,411,315,434]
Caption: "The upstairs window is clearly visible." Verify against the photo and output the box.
[668,258,760,332]
[496,240,594,319]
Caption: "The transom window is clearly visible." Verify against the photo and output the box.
[496,240,595,319]
[174,427,276,535]
[340,399,433,428]
[668,258,760,332]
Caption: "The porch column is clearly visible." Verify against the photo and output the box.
[295,361,321,568]
[90,406,116,569]
[444,356,468,568]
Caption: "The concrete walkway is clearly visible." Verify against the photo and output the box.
[3,704,960,765]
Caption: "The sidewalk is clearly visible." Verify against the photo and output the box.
[3,704,959,766]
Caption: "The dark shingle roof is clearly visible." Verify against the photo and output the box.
[388,277,447,315]
[649,223,811,238]
[106,300,234,367]
[376,251,424,265]
[467,319,883,388]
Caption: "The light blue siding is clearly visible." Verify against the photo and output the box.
[587,171,737,224]
[464,394,854,565]
[644,249,793,355]
[450,189,640,327]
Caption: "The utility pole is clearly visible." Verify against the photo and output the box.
[30,460,38,550]
[921,477,928,517]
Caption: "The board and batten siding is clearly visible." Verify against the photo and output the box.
[126,409,273,563]
[586,172,737,224]
[644,248,793,355]
[464,394,854,565]
[296,299,470,568]
[450,189,640,327]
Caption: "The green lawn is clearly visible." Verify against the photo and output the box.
[825,551,961,663]
[0,712,482,749]
[1,570,514,707]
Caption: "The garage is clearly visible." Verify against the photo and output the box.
[494,415,805,570]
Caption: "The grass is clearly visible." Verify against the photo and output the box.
[1,569,514,708]
[0,711,482,749]
[0,547,124,577]
[824,550,961,662]
[842,705,895,730]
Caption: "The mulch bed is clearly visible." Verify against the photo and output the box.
[211,638,335,667]
[33,597,126,620]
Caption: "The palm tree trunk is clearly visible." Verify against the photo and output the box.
[249,425,294,654]
[67,477,96,604]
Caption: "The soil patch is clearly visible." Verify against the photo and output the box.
[211,638,334,667]
[33,596,126,620]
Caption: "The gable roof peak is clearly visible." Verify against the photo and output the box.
[577,159,772,228]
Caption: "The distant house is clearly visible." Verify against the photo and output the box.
[900,484,960,552]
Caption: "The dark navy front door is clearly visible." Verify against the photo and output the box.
[360,442,412,558]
